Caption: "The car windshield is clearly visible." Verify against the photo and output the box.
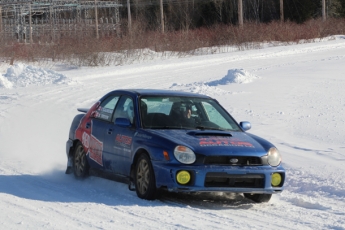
[140,96,241,131]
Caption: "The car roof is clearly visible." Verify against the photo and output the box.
[109,89,212,99]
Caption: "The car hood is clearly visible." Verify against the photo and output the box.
[144,129,270,157]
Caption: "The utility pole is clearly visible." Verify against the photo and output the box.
[238,0,243,27]
[20,5,24,42]
[0,6,2,35]
[160,0,164,33]
[280,0,284,22]
[50,5,53,42]
[127,0,132,32]
[29,3,33,43]
[115,0,121,36]
[95,0,99,38]
[322,0,326,21]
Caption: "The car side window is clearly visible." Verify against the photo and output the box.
[113,96,134,124]
[94,95,120,122]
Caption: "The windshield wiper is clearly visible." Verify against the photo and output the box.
[148,126,184,130]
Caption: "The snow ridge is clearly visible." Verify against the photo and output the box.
[0,63,73,88]
[169,68,257,96]
[207,69,260,85]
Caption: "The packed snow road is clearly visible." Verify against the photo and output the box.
[0,36,345,229]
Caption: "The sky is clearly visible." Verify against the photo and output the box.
[0,36,345,230]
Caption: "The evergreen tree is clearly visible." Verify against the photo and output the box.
[338,0,345,17]
[282,0,321,23]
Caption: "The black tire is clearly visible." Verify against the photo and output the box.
[134,153,157,200]
[73,142,89,178]
[244,193,272,203]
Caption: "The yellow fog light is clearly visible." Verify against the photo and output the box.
[176,171,191,185]
[271,173,282,187]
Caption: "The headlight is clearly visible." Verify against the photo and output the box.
[174,146,196,164]
[267,147,281,167]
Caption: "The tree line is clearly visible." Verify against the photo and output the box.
[111,0,345,32]
[1,0,345,66]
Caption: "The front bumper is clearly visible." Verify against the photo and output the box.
[152,162,285,194]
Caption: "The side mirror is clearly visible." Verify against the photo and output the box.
[115,117,131,127]
[240,121,251,131]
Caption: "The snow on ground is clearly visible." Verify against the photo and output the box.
[207,68,260,85]
[169,69,257,96]
[0,35,345,229]
[0,63,74,88]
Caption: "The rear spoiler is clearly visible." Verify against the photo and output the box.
[77,108,89,113]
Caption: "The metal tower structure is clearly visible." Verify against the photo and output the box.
[0,0,122,43]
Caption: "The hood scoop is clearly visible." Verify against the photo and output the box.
[187,130,232,137]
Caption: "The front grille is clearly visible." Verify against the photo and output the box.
[204,156,262,166]
[204,172,265,188]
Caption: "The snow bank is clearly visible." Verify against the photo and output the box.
[0,75,13,88]
[207,69,260,86]
[170,82,239,97]
[169,68,258,96]
[0,63,73,89]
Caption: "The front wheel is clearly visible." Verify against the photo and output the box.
[73,142,89,178]
[244,193,272,203]
[135,154,157,200]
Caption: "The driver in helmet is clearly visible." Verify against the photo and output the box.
[181,104,194,127]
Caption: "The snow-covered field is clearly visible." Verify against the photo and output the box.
[0,36,345,229]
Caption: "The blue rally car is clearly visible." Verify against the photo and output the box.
[65,89,285,203]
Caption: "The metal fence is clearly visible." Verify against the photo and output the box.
[0,0,122,43]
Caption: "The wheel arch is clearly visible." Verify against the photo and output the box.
[68,139,82,158]
[130,148,151,180]
[65,138,83,174]
[132,148,158,200]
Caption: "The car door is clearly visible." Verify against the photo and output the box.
[89,95,120,170]
[103,96,136,176]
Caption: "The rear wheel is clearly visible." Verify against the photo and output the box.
[73,142,89,178]
[244,193,272,203]
[135,154,157,200]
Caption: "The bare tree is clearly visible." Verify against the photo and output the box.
[212,0,224,22]
[322,0,326,21]
[0,6,2,34]
[160,0,164,33]
[280,0,284,22]
[95,0,99,39]
[248,0,260,22]
[238,0,243,27]
[28,4,32,43]
[127,0,132,31]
